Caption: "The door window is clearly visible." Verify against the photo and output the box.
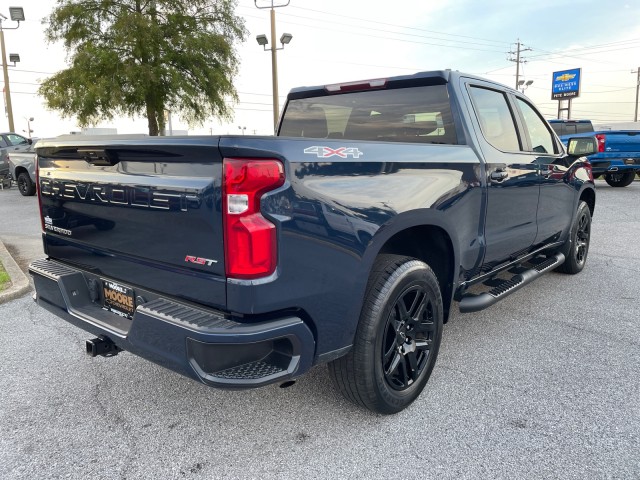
[6,134,28,146]
[517,99,556,154]
[469,86,520,152]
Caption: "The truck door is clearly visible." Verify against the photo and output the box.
[513,97,575,246]
[466,84,540,269]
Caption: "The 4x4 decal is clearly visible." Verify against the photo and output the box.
[304,146,363,159]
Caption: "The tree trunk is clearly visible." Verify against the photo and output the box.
[146,102,159,136]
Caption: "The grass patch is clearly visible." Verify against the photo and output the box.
[0,260,10,292]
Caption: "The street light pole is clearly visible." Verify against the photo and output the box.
[0,7,25,133]
[256,1,290,133]
[269,7,279,130]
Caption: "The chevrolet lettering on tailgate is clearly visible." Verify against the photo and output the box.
[39,179,200,211]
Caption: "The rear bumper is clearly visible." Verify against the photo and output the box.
[29,258,315,389]
[589,157,640,174]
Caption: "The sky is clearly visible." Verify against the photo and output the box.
[2,0,640,137]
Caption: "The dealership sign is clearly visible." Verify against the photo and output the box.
[552,68,581,100]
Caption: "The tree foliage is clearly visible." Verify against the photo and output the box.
[39,0,247,135]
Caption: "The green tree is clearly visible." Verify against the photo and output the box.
[39,0,247,135]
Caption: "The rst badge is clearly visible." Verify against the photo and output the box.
[185,255,218,267]
[304,146,363,159]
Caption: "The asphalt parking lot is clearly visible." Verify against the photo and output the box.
[1,182,639,479]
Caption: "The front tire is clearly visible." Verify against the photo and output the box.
[604,171,635,187]
[17,172,36,196]
[556,201,591,274]
[328,254,443,414]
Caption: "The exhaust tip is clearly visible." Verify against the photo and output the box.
[279,380,296,389]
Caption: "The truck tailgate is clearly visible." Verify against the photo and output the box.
[35,137,226,309]
[601,131,640,154]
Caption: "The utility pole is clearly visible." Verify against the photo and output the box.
[633,67,639,122]
[508,40,531,89]
[0,29,13,132]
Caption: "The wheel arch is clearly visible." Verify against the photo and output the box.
[363,210,459,323]
[579,185,595,217]
[13,165,28,179]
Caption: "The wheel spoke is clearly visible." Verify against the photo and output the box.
[397,297,409,321]
[406,351,419,379]
[385,351,402,376]
[408,291,426,320]
[578,215,586,230]
[383,340,396,362]
[414,339,432,351]
[399,356,410,385]
[413,321,435,334]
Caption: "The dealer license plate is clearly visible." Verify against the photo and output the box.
[102,279,135,319]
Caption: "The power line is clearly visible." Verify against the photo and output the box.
[254,16,508,53]
[528,38,640,60]
[280,5,509,46]
[11,68,55,75]
[242,5,507,53]
[274,10,508,50]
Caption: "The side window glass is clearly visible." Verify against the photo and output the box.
[6,134,27,146]
[517,98,556,154]
[469,86,520,152]
[0,137,8,147]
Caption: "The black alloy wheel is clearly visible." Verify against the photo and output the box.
[556,201,591,274]
[382,285,437,390]
[17,172,36,196]
[328,254,443,414]
[574,209,590,268]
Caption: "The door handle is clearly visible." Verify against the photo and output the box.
[541,165,563,178]
[490,169,508,182]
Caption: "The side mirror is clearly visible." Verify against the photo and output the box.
[567,136,597,156]
[27,138,33,145]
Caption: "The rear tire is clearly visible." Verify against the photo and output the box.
[328,254,443,414]
[556,201,591,274]
[17,172,36,196]
[604,171,634,187]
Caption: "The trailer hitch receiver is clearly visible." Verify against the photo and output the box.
[86,336,122,357]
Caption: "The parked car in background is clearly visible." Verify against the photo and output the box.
[8,144,37,196]
[0,132,34,187]
[549,119,640,187]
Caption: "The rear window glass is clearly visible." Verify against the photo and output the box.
[549,121,593,136]
[279,85,458,145]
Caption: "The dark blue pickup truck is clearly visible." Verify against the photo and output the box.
[30,71,597,414]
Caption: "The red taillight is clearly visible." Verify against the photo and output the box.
[222,158,285,279]
[595,134,606,153]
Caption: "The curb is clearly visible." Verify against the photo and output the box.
[0,239,31,304]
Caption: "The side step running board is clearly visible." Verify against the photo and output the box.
[459,253,565,313]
